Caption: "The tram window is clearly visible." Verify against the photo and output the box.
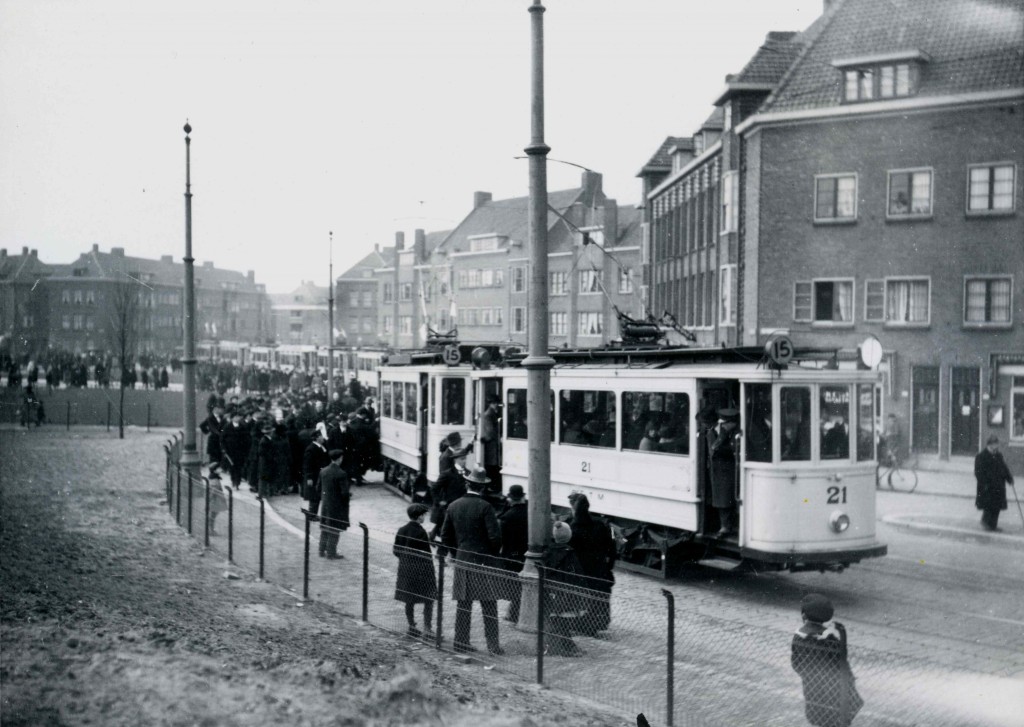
[780,387,811,461]
[404,382,417,423]
[622,391,690,455]
[506,388,554,441]
[441,378,465,425]
[430,378,436,424]
[856,384,875,462]
[560,390,616,448]
[820,385,851,460]
[745,384,772,462]
[393,382,404,422]
[382,382,393,419]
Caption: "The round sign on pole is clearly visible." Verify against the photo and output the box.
[764,335,794,366]
[859,335,883,369]
[443,345,461,366]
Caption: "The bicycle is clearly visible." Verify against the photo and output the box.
[876,441,919,492]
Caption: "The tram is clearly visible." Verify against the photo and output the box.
[376,336,887,575]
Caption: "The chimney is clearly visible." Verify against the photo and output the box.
[92,243,99,253]
[581,170,603,202]
[30,249,37,258]
[374,243,380,253]
[112,247,125,257]
[395,231,405,251]
[414,228,427,262]
[473,191,492,209]
[161,254,173,264]
[1,249,6,263]
[603,200,619,249]
[22,246,29,256]
[247,270,255,283]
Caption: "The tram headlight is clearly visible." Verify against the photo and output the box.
[829,511,851,533]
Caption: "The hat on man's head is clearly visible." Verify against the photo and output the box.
[507,484,525,500]
[446,431,462,445]
[356,407,370,420]
[986,434,1000,446]
[464,466,491,487]
[800,593,834,623]
[718,408,739,421]
[261,422,274,433]
[552,521,572,544]
[328,449,344,461]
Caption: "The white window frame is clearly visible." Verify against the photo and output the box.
[963,275,1013,328]
[886,167,934,219]
[720,171,738,234]
[618,267,634,295]
[719,264,736,326]
[550,311,567,337]
[550,271,568,296]
[864,279,885,322]
[382,315,392,333]
[1011,375,1024,444]
[511,306,526,333]
[579,270,602,295]
[793,279,855,325]
[578,311,603,337]
[884,276,931,327]
[813,173,858,223]
[399,316,413,335]
[966,162,1017,215]
[512,266,526,293]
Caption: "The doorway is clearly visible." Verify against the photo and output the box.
[950,367,980,456]
[911,366,939,454]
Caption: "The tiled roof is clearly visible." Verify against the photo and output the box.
[615,205,642,247]
[0,251,54,281]
[764,0,1024,113]
[438,187,584,252]
[731,31,804,85]
[269,281,329,309]
[48,248,260,291]
[638,137,691,174]
[700,106,725,130]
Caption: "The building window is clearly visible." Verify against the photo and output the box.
[719,264,736,326]
[400,283,412,301]
[967,163,1016,214]
[361,318,373,333]
[382,283,393,303]
[361,290,373,307]
[579,270,602,294]
[73,290,83,304]
[511,306,526,333]
[400,316,412,335]
[550,271,568,296]
[469,236,501,252]
[618,267,634,295]
[61,290,71,304]
[793,280,854,324]
[864,280,885,322]
[512,266,526,293]
[814,174,857,222]
[964,276,1012,326]
[86,290,96,304]
[721,171,738,233]
[845,64,914,102]
[21,314,34,328]
[1011,376,1024,443]
[888,168,933,217]
[550,311,567,336]
[72,314,83,330]
[578,312,603,337]
[62,315,71,330]
[85,316,95,330]
[289,310,302,318]
[349,291,359,307]
[382,315,392,333]
[885,278,930,325]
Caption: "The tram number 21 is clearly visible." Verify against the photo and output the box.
[826,486,847,504]
[580,461,592,473]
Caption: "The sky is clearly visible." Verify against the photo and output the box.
[0,0,824,293]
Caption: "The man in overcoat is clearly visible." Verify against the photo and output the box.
[429,431,474,540]
[303,424,331,519]
[975,434,1014,531]
[709,408,740,536]
[498,484,528,623]
[318,449,351,559]
[440,466,504,655]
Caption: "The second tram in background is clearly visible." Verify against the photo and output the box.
[375,337,887,576]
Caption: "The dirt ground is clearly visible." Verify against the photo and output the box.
[0,427,630,727]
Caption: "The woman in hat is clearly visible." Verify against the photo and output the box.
[393,503,437,638]
[791,593,863,727]
[541,522,586,657]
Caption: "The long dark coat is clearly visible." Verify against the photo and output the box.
[709,424,738,508]
[498,501,529,572]
[440,492,502,601]
[319,462,351,532]
[975,448,1013,512]
[302,441,331,500]
[200,414,225,463]
[221,423,250,470]
[791,621,863,727]
[393,521,437,604]
[271,434,292,493]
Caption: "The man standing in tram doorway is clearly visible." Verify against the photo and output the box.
[975,434,1014,532]
[709,408,740,537]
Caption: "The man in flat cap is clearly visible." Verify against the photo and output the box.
[318,448,351,559]
[709,408,740,536]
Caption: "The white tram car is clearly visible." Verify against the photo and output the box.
[377,341,887,575]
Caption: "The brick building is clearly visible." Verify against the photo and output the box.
[335,246,388,347]
[643,0,1024,468]
[0,248,54,358]
[270,281,330,346]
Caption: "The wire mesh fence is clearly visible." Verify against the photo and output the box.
[160,455,1015,727]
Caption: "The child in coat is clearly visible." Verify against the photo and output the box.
[393,504,437,638]
[791,593,863,727]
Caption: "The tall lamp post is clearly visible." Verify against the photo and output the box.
[180,121,200,480]
[327,230,335,403]
[517,0,554,632]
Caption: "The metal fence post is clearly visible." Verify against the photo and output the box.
[537,565,546,685]
[359,522,369,622]
[187,472,194,535]
[175,466,182,525]
[662,589,676,727]
[227,488,234,563]
[436,554,445,650]
[302,509,312,600]
[258,496,265,580]
[203,477,211,548]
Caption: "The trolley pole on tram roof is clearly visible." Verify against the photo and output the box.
[517,0,555,634]
[180,121,201,482]
[327,230,335,404]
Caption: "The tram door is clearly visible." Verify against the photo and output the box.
[695,380,740,536]
[475,376,503,492]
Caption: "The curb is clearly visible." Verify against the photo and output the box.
[882,514,1024,550]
